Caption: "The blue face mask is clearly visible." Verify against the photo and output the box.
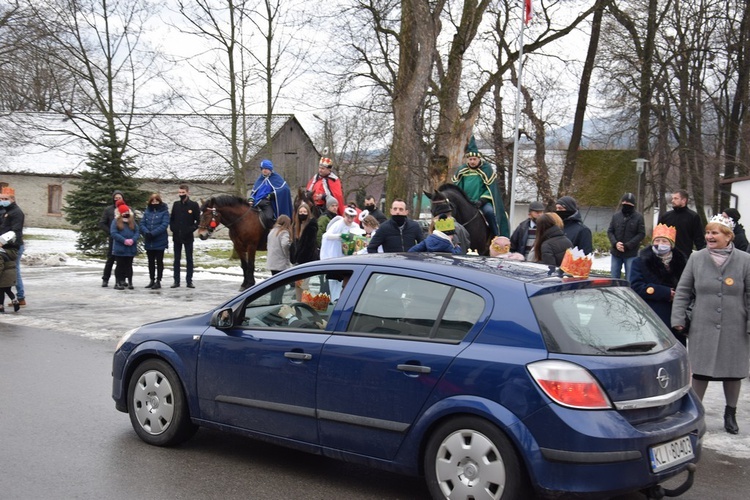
[0,200,10,208]
[652,244,672,256]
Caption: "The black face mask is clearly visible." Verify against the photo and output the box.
[365,204,376,211]
[179,194,187,201]
[391,215,407,225]
[556,209,574,220]
[298,214,308,221]
[621,204,635,215]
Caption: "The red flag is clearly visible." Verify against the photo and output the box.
[524,0,532,24]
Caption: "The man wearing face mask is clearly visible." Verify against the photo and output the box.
[607,193,646,280]
[367,199,423,253]
[169,184,200,288]
[363,195,387,224]
[658,189,705,257]
[555,196,593,255]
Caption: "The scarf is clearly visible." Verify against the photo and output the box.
[708,244,733,268]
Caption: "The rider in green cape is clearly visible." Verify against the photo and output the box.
[451,136,509,237]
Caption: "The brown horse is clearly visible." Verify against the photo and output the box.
[198,195,268,291]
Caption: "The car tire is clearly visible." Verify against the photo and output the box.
[424,416,529,500]
[127,359,197,446]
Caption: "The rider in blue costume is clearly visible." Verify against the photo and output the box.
[248,159,293,222]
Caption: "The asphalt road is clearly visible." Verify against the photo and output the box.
[1,263,749,499]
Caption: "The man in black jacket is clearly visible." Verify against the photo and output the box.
[658,190,705,257]
[169,184,200,288]
[98,190,124,287]
[367,199,423,253]
[363,195,387,224]
[607,193,646,280]
[510,201,545,260]
[555,196,593,255]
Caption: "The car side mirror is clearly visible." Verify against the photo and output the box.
[211,308,234,329]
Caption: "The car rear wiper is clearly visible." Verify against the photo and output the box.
[606,341,657,352]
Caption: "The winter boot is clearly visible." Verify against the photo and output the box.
[12,299,20,312]
[114,281,125,290]
[145,280,155,289]
[127,280,134,290]
[152,280,161,290]
[102,279,109,287]
[724,406,739,434]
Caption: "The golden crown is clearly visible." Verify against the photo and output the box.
[652,224,676,243]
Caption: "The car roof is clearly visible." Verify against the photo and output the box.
[314,252,609,288]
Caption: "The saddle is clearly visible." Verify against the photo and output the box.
[254,199,276,229]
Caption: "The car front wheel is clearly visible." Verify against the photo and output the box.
[424,416,529,500]
[127,359,197,446]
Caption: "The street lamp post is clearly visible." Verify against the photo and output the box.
[632,158,648,212]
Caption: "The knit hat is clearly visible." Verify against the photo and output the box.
[115,199,125,207]
[529,201,545,212]
[620,192,636,205]
[260,159,273,170]
[464,135,481,158]
[117,204,131,215]
[555,196,578,212]
[326,196,339,209]
[724,208,741,223]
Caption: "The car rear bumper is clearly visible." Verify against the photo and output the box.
[519,391,705,496]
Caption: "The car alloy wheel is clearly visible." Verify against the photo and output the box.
[425,417,528,500]
[127,359,197,446]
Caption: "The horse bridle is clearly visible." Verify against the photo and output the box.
[431,197,482,225]
[199,207,221,234]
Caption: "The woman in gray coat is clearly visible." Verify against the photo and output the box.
[672,214,750,434]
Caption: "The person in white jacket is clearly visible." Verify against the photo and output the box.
[320,207,362,301]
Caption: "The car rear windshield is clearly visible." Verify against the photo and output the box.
[529,286,675,355]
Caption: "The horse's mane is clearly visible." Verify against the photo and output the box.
[208,195,251,209]
[436,183,472,205]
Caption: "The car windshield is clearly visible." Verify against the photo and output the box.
[530,286,675,355]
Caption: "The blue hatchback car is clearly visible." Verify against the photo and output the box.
[112,253,704,499]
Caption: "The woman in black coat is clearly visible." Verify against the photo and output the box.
[291,202,319,300]
[630,224,688,345]
[533,213,572,266]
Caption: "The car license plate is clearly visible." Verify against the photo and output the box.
[649,435,694,473]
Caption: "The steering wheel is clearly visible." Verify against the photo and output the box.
[292,302,325,325]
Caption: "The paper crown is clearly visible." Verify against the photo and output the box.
[652,224,676,243]
[489,236,510,256]
[709,213,736,230]
[1,187,15,196]
[559,247,593,278]
[434,216,456,233]
[319,157,332,167]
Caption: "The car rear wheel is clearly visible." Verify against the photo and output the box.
[127,359,197,446]
[424,417,528,500]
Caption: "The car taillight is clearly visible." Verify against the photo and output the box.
[527,360,612,410]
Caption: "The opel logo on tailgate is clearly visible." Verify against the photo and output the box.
[656,368,670,389]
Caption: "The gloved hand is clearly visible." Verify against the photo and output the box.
[124,239,134,246]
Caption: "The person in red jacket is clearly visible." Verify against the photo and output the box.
[306,156,345,216]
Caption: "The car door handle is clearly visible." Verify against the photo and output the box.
[397,364,431,374]
[284,352,312,361]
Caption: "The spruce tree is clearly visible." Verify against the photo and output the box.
[64,135,149,255]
